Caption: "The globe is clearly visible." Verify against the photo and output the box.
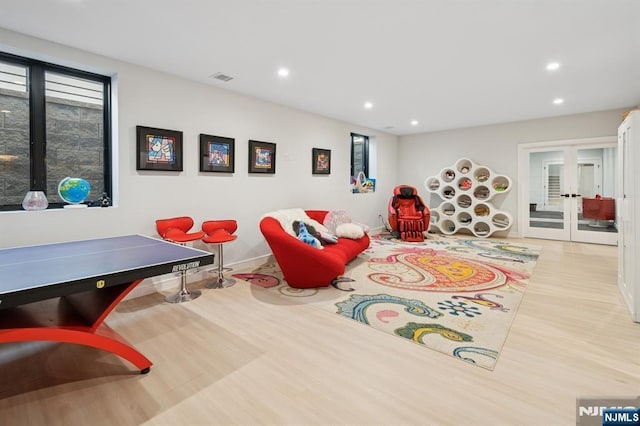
[58,177,91,205]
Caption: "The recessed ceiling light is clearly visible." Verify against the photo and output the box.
[546,62,560,71]
[364,102,373,109]
[553,98,564,105]
[277,68,289,77]
[411,120,418,126]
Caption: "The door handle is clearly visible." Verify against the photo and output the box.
[571,194,581,198]
[561,194,571,198]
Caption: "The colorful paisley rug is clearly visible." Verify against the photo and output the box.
[233,234,541,370]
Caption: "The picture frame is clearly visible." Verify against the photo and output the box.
[248,140,276,174]
[199,134,235,173]
[136,126,183,171]
[312,148,331,175]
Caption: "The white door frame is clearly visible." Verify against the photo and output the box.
[517,136,617,244]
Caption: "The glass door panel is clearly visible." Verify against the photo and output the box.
[524,144,617,245]
[570,145,618,245]
[526,149,570,240]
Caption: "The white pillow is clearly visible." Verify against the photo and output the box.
[336,223,365,239]
[263,208,329,236]
[323,209,352,234]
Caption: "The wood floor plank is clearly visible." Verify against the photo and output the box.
[0,237,638,425]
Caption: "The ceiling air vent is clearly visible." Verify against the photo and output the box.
[209,72,234,82]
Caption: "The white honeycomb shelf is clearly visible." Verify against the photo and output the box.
[424,158,512,237]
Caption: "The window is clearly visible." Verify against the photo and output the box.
[0,52,112,210]
[350,132,369,179]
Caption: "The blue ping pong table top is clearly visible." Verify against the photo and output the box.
[0,234,214,298]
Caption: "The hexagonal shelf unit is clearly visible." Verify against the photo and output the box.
[424,158,512,237]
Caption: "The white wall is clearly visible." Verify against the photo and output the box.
[0,29,398,264]
[0,28,634,254]
[397,108,629,234]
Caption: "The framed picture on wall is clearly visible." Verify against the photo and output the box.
[248,140,276,174]
[136,126,183,171]
[312,148,331,174]
[199,134,235,173]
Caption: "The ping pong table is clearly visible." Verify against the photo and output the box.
[0,234,214,374]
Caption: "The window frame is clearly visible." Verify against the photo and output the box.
[350,132,369,179]
[0,51,112,211]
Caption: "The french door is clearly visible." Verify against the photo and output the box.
[519,137,618,245]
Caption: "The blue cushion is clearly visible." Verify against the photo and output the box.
[297,222,323,249]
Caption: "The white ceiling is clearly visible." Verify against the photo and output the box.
[1,0,639,135]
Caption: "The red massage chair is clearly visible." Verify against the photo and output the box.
[388,185,431,242]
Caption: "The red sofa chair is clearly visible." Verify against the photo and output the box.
[259,210,370,288]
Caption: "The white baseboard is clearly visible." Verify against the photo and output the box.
[368,225,387,234]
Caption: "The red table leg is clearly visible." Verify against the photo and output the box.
[0,279,153,374]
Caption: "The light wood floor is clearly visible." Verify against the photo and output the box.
[1,238,638,425]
